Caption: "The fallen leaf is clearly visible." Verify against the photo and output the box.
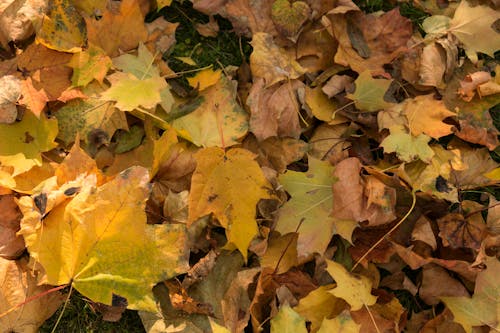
[250,32,306,86]
[326,259,377,310]
[247,78,303,141]
[0,257,64,332]
[35,0,86,53]
[332,157,397,227]
[317,311,361,333]
[275,156,340,258]
[0,111,58,162]
[188,147,272,260]
[271,0,311,41]
[0,194,24,259]
[403,94,456,139]
[346,71,394,112]
[441,256,500,333]
[55,83,127,145]
[419,264,469,305]
[294,285,347,332]
[68,44,112,87]
[172,75,249,147]
[18,166,189,311]
[85,0,148,57]
[380,125,434,163]
[448,1,500,63]
[329,8,412,76]
[270,304,307,333]
[18,77,49,118]
[0,75,19,124]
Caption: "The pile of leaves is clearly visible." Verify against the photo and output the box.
[1,0,500,332]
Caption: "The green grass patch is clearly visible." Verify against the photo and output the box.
[39,290,145,333]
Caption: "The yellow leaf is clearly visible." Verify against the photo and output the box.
[36,0,86,53]
[18,166,189,311]
[317,312,361,333]
[172,75,249,147]
[188,147,272,260]
[326,260,377,311]
[187,68,222,91]
[157,0,173,10]
[0,111,58,162]
[403,94,456,139]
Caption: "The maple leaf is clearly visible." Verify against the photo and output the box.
[346,71,394,112]
[247,78,303,141]
[381,125,434,163]
[326,260,377,311]
[18,166,189,311]
[85,0,148,57]
[100,72,167,111]
[442,256,500,332]
[275,157,342,258]
[403,94,456,139]
[68,44,112,87]
[250,32,306,86]
[294,285,346,332]
[329,8,412,76]
[448,1,500,63]
[0,75,21,124]
[188,147,272,260]
[187,68,222,91]
[318,311,361,333]
[172,75,249,147]
[271,305,308,333]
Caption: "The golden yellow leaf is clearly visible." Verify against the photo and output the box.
[403,94,456,139]
[326,260,377,311]
[35,0,86,53]
[18,166,189,311]
[188,147,272,260]
[187,68,222,91]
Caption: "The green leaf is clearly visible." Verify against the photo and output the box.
[441,257,500,333]
[275,157,341,258]
[380,125,434,163]
[112,43,160,79]
[346,71,393,112]
[271,305,307,333]
[100,72,168,111]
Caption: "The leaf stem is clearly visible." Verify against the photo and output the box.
[352,190,417,271]
[51,283,74,333]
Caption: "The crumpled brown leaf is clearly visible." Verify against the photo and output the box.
[328,8,412,76]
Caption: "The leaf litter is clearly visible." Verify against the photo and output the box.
[0,0,499,332]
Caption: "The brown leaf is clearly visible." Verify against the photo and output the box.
[247,78,304,141]
[332,157,397,226]
[0,194,24,259]
[0,257,64,332]
[329,8,412,76]
[437,211,486,251]
[419,264,469,305]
